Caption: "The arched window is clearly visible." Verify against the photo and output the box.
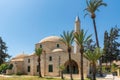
[48,64,53,72]
[49,56,52,61]
[64,60,79,74]
[56,44,60,48]
[40,44,42,48]
[28,66,30,72]
[28,59,30,63]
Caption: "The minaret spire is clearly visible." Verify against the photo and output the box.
[74,16,80,53]
[75,16,80,32]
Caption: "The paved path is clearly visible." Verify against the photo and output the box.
[114,76,120,80]
[97,74,120,80]
[0,74,12,77]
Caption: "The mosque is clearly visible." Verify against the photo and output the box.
[7,16,90,78]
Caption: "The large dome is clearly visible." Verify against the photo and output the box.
[39,36,61,43]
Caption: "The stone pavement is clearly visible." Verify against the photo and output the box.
[97,74,120,80]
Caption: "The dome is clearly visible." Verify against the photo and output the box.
[11,58,24,61]
[39,36,61,43]
[14,54,28,58]
[52,48,64,53]
[11,53,28,61]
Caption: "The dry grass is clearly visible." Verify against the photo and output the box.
[0,76,61,80]
[0,75,90,80]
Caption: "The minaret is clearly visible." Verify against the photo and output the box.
[74,16,80,53]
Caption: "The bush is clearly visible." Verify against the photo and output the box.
[8,64,13,70]
[16,72,23,75]
[0,64,8,73]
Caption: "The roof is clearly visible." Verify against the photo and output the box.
[39,36,61,43]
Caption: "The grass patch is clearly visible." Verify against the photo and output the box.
[0,76,59,80]
[0,75,90,80]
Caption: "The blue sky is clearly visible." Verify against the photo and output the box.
[0,0,120,58]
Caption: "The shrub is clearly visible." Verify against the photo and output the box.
[0,63,8,73]
[8,64,13,70]
[16,72,23,75]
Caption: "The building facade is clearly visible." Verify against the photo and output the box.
[7,16,90,78]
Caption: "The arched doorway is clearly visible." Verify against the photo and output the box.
[64,60,79,74]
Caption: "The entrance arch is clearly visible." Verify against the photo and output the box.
[64,60,79,74]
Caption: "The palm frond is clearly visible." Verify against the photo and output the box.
[85,0,107,16]
[60,30,74,47]
[35,48,43,56]
[74,29,92,49]
[84,34,92,43]
[84,47,103,63]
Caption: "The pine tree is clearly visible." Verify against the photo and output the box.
[103,26,120,71]
[0,37,10,65]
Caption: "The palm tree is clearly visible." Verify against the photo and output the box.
[60,31,74,80]
[35,48,43,77]
[59,65,65,80]
[85,0,107,47]
[84,0,107,76]
[74,29,92,80]
[84,48,103,80]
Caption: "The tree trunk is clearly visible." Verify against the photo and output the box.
[110,60,112,72]
[92,18,99,47]
[92,18,103,76]
[68,48,73,80]
[61,71,64,80]
[93,62,96,80]
[38,56,42,77]
[80,47,84,80]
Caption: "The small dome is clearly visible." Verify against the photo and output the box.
[14,54,28,58]
[11,53,28,61]
[11,58,24,61]
[39,36,61,43]
[52,48,64,52]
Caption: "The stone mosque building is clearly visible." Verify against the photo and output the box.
[7,16,90,78]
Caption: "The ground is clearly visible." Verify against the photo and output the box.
[0,75,90,80]
[1,74,120,80]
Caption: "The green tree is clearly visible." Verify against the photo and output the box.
[0,63,8,73]
[102,31,109,63]
[84,39,96,75]
[84,39,96,51]
[35,48,43,77]
[103,27,120,71]
[84,0,107,76]
[111,63,118,73]
[109,27,120,60]
[60,31,74,80]
[59,65,65,80]
[0,37,10,65]
[74,29,91,80]
[84,48,102,80]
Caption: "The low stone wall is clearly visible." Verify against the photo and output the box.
[6,70,13,75]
